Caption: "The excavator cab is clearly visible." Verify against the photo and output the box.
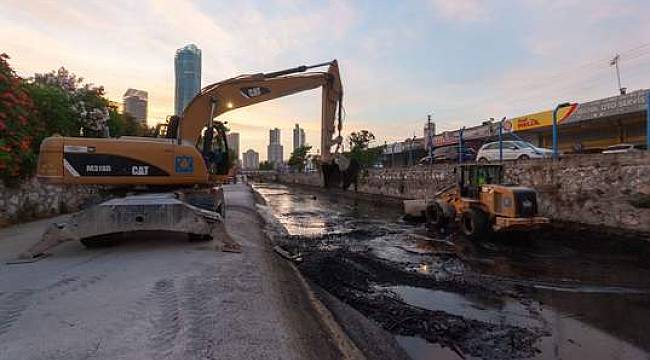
[199,122,231,176]
[458,164,503,199]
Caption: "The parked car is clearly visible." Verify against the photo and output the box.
[476,141,552,162]
[602,143,641,154]
[418,146,475,164]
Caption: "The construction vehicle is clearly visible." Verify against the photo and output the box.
[22,60,355,258]
[409,164,548,240]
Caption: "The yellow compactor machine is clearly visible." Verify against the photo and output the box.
[422,164,549,240]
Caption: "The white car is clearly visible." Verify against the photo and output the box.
[602,144,640,154]
[476,141,553,162]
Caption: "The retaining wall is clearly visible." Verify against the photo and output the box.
[277,153,650,233]
[0,178,106,227]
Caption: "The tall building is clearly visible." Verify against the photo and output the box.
[122,89,148,125]
[293,124,306,150]
[226,132,240,164]
[174,44,202,116]
[242,149,259,170]
[267,128,283,167]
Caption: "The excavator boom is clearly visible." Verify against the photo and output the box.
[178,60,343,163]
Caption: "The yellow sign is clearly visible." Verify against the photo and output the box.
[504,104,578,132]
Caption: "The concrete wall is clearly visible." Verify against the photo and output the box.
[277,153,650,232]
[0,178,106,227]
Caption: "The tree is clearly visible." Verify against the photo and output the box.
[346,130,382,168]
[32,67,110,137]
[288,145,312,172]
[26,82,79,138]
[259,161,274,171]
[348,130,375,151]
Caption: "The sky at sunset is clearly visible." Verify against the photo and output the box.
[2,0,650,159]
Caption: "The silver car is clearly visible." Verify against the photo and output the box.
[602,144,641,154]
[476,141,553,162]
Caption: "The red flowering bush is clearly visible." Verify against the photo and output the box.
[0,54,45,185]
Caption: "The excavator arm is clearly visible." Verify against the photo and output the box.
[178,60,343,163]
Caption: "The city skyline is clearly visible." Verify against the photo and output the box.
[2,1,650,159]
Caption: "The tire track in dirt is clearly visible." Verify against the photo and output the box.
[0,289,34,337]
[43,275,106,301]
[148,279,182,358]
[0,274,107,338]
[181,275,217,359]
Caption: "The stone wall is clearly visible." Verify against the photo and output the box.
[277,153,650,233]
[0,178,106,227]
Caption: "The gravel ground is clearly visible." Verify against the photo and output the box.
[0,184,342,360]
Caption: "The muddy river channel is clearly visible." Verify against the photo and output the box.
[255,183,650,360]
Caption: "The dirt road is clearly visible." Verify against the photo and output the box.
[0,184,342,360]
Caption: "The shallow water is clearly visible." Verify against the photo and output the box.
[255,182,650,359]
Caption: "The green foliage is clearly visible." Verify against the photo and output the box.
[0,53,43,184]
[107,107,125,136]
[26,82,79,138]
[0,55,151,185]
[348,130,375,151]
[288,145,312,172]
[259,161,274,171]
[346,130,382,168]
[32,66,110,137]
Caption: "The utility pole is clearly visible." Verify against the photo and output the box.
[610,54,626,95]
[427,114,434,166]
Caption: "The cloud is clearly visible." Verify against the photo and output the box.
[2,0,649,158]
[429,0,488,22]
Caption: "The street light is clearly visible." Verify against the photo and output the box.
[646,91,650,152]
[458,127,465,165]
[610,54,626,95]
[498,116,506,162]
[552,102,573,160]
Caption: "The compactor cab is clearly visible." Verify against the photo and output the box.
[457,164,503,199]
[426,163,549,240]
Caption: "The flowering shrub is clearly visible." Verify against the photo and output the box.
[0,55,144,186]
[0,54,44,185]
[33,67,110,136]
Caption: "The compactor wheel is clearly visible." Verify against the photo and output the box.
[460,208,490,241]
[425,202,448,232]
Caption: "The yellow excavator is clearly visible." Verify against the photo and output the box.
[22,60,356,258]
[37,60,350,187]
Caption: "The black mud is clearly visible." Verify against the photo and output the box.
[299,250,543,359]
